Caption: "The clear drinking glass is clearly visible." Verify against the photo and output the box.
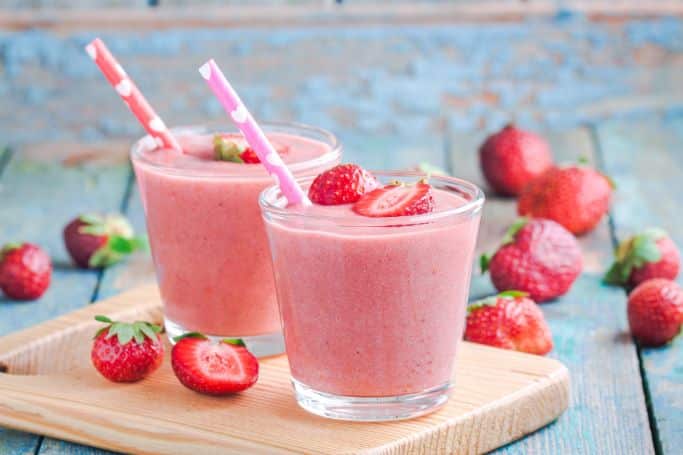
[260,171,484,420]
[131,122,342,356]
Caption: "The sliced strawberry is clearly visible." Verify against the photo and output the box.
[171,333,259,395]
[239,148,261,164]
[353,181,435,217]
[308,164,378,205]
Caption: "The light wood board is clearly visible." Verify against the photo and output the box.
[0,284,569,455]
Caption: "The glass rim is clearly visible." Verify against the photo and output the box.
[129,121,343,179]
[259,171,485,227]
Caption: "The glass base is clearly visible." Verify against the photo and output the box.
[164,316,285,358]
[292,378,451,422]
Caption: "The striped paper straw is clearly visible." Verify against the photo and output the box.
[198,59,310,206]
[85,38,181,151]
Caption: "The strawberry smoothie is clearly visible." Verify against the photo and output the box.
[131,123,341,356]
[260,172,483,420]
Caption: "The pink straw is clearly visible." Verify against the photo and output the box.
[198,59,310,206]
[85,38,181,151]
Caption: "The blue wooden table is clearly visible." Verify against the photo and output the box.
[0,4,681,454]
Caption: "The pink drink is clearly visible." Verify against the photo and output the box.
[131,123,341,356]
[260,172,483,420]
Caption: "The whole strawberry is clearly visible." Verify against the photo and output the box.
[0,243,51,300]
[627,279,682,347]
[171,333,259,395]
[465,290,553,355]
[479,124,553,196]
[308,164,378,205]
[64,214,146,269]
[481,218,583,302]
[517,164,613,235]
[91,315,164,383]
[605,228,680,287]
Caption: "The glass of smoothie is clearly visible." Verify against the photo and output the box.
[260,170,484,421]
[131,122,341,357]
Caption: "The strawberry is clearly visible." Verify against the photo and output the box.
[465,290,553,355]
[308,164,379,205]
[171,333,259,395]
[481,218,582,302]
[605,228,680,287]
[479,124,553,196]
[91,315,164,383]
[627,279,683,347]
[0,243,51,300]
[213,135,267,164]
[63,214,146,269]
[239,148,261,164]
[517,164,613,235]
[353,181,435,217]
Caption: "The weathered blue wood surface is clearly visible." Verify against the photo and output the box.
[596,115,683,455]
[0,143,131,453]
[0,12,682,455]
[451,127,655,454]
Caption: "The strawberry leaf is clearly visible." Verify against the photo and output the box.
[604,229,666,286]
[214,135,245,163]
[173,332,207,342]
[502,218,528,245]
[577,155,590,165]
[79,224,108,236]
[223,338,246,347]
[480,254,491,274]
[95,315,113,323]
[79,213,104,225]
[498,290,529,298]
[109,235,146,254]
[467,295,498,313]
[109,322,135,345]
[1,242,22,259]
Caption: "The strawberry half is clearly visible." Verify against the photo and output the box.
[64,214,146,269]
[171,333,259,395]
[308,164,379,205]
[91,315,164,383]
[353,181,435,217]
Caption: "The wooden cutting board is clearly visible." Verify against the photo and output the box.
[0,284,569,455]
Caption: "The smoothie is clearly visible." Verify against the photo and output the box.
[260,171,483,419]
[131,123,341,354]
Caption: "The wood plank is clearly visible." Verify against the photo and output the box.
[448,125,655,454]
[2,2,683,31]
[595,114,683,455]
[0,142,132,454]
[0,285,569,455]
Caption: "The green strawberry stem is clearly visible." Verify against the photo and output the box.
[94,315,161,345]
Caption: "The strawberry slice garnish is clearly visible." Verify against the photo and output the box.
[352,181,435,217]
[308,164,378,205]
[171,333,259,395]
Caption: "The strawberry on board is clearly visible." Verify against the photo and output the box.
[479,124,553,196]
[517,164,613,236]
[308,163,379,205]
[171,333,259,396]
[605,228,680,287]
[63,213,146,269]
[91,315,164,383]
[481,218,583,302]
[465,290,553,355]
[353,180,435,217]
[627,279,683,347]
[0,242,51,301]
